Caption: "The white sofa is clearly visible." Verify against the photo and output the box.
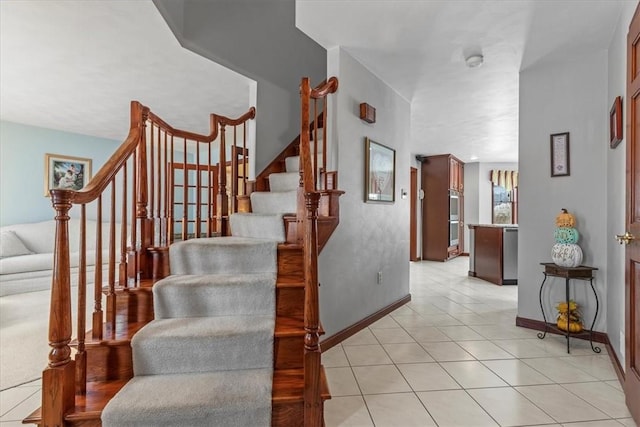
[0,219,121,297]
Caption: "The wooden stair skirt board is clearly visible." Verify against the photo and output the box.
[320,294,411,351]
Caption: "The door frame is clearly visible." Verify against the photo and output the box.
[625,4,640,423]
[410,167,419,261]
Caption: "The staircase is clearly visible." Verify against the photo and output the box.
[102,237,277,426]
[25,77,339,426]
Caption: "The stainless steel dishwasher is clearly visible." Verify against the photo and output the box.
[503,227,518,283]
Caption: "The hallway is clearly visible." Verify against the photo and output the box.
[323,257,636,427]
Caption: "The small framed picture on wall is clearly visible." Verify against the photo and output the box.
[550,132,570,177]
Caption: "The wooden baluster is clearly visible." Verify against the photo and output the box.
[159,128,166,246]
[149,123,156,247]
[231,127,238,214]
[208,143,213,236]
[243,122,247,196]
[119,162,128,288]
[93,196,103,340]
[182,137,188,241]
[129,150,138,283]
[168,135,175,244]
[217,124,229,236]
[42,189,75,427]
[303,191,322,427]
[313,99,318,191]
[322,99,328,190]
[76,205,87,395]
[196,141,202,238]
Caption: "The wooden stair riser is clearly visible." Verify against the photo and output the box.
[283,217,340,249]
[106,288,154,324]
[84,343,133,382]
[276,286,304,319]
[272,402,306,427]
[277,247,304,281]
[274,335,304,369]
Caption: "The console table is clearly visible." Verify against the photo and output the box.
[537,263,600,354]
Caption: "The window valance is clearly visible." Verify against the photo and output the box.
[490,170,518,191]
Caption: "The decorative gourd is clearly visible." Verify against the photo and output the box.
[554,227,579,244]
[556,300,583,333]
[555,208,576,227]
[556,300,578,313]
[557,314,583,333]
[551,243,583,267]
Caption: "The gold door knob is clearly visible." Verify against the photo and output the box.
[615,231,636,245]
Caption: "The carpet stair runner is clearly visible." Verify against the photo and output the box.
[230,137,323,242]
[101,237,278,427]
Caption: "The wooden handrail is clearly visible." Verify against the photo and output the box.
[41,101,255,426]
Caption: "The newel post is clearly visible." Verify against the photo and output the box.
[303,190,322,427]
[42,189,76,427]
[297,77,312,244]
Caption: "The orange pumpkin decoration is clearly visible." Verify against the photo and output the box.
[555,208,576,228]
[557,313,583,333]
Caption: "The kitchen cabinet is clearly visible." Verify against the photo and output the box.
[468,224,518,285]
[417,154,464,261]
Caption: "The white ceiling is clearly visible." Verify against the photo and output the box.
[0,1,253,142]
[296,0,626,162]
[1,1,628,163]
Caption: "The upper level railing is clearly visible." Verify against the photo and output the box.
[41,101,254,426]
[299,76,338,427]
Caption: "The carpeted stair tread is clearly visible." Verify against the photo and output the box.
[230,212,286,242]
[132,315,274,375]
[250,190,297,214]
[269,172,300,192]
[169,236,277,275]
[102,369,272,427]
[153,272,276,319]
[285,153,323,173]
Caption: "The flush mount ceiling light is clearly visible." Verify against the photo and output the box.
[465,54,484,68]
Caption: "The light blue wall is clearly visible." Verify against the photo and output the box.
[0,121,121,226]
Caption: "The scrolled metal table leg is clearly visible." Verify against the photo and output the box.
[537,273,549,340]
[588,277,602,353]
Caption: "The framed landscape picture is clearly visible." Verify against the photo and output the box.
[44,153,92,196]
[364,137,395,203]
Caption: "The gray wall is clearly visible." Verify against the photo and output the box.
[605,0,635,367]
[153,0,326,172]
[519,2,634,368]
[319,47,411,337]
[519,52,608,333]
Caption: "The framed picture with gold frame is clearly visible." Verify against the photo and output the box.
[44,153,92,196]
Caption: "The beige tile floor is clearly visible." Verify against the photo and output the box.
[323,257,638,427]
[0,257,636,426]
